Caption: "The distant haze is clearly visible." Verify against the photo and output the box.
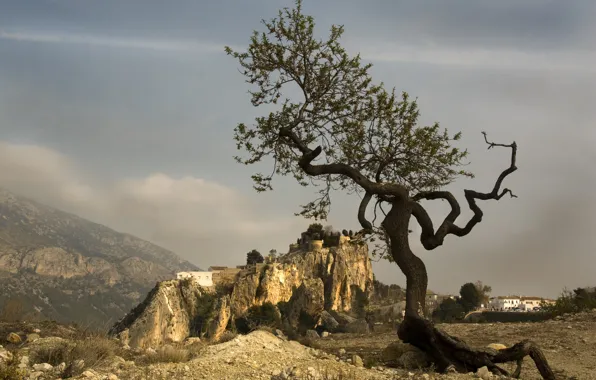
[1,1,595,299]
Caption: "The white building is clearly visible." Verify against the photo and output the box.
[489,296,522,311]
[176,271,213,287]
[520,297,543,311]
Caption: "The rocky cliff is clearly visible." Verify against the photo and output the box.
[231,242,373,316]
[0,189,198,325]
[110,241,374,348]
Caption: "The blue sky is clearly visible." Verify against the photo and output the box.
[1,0,596,298]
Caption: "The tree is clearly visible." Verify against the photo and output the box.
[225,1,555,377]
[474,280,492,306]
[459,282,482,313]
[306,223,324,238]
[433,298,465,323]
[246,249,264,265]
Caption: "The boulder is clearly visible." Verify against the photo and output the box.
[284,279,325,332]
[318,311,340,332]
[381,341,429,368]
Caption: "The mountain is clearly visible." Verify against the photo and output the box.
[0,188,199,326]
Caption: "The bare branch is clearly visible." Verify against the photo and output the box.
[411,133,518,250]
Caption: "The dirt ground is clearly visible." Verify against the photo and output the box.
[316,311,596,380]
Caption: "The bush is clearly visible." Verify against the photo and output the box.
[217,330,238,344]
[234,302,282,333]
[190,293,218,337]
[142,346,190,364]
[30,335,119,377]
[541,287,596,316]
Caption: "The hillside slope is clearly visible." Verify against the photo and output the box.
[0,188,198,326]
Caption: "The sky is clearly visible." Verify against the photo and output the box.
[1,0,595,299]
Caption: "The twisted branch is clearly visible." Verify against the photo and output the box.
[411,132,518,250]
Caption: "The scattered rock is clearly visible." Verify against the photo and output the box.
[319,311,340,332]
[26,333,41,343]
[32,362,53,371]
[352,354,364,367]
[6,332,22,344]
[486,343,507,350]
[398,350,430,369]
[476,365,493,379]
[306,330,320,339]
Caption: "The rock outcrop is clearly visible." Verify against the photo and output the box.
[111,241,374,348]
[230,242,373,317]
[109,279,207,348]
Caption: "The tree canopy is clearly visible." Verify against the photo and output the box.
[459,282,483,313]
[225,0,472,226]
[246,249,264,265]
[227,1,555,378]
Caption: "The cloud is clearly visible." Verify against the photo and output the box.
[0,141,303,268]
[0,30,234,53]
[354,42,596,72]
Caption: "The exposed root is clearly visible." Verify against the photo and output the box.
[397,315,556,379]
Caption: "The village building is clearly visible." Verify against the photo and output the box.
[176,271,214,287]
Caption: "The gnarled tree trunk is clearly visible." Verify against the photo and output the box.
[382,201,556,379]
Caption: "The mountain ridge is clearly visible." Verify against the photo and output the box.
[0,188,200,325]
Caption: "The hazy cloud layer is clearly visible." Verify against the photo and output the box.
[0,142,304,268]
[1,0,596,299]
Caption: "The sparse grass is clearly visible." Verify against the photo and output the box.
[217,330,238,344]
[362,355,378,369]
[29,334,120,378]
[142,346,191,364]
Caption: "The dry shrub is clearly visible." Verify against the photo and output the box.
[143,346,190,364]
[216,330,238,344]
[30,335,119,377]
[0,351,25,380]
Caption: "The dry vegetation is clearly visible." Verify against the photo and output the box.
[2,310,596,379]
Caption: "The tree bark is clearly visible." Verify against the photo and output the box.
[381,201,556,379]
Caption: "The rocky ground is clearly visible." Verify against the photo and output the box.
[1,310,595,380]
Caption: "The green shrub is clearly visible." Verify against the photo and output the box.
[234,302,282,334]
[190,293,218,337]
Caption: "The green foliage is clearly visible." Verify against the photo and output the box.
[372,280,404,304]
[458,283,482,313]
[235,302,282,334]
[540,287,596,316]
[226,0,473,222]
[351,285,369,318]
[190,293,218,337]
[432,298,465,323]
[246,249,264,265]
[473,281,492,306]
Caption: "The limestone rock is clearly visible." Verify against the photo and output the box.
[110,242,374,348]
[352,354,364,367]
[476,365,493,379]
[486,343,507,350]
[207,295,231,342]
[108,279,208,348]
[344,319,370,334]
[381,341,428,368]
[399,350,430,369]
[6,332,21,344]
[285,279,325,331]
[319,311,340,332]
